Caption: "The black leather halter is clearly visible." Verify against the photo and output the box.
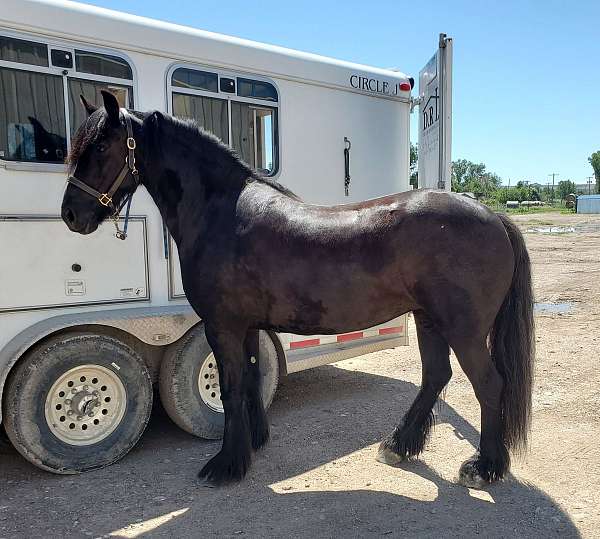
[67,109,140,240]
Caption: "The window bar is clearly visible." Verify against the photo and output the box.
[253,107,258,169]
[63,74,72,155]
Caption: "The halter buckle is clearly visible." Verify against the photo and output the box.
[98,193,113,207]
[127,137,136,150]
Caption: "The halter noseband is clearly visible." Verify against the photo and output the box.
[67,108,140,240]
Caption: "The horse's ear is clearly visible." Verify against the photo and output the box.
[79,95,97,116]
[101,90,120,125]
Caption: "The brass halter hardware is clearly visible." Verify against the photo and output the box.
[67,109,140,240]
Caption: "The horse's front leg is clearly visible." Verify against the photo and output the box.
[199,322,252,484]
[245,329,270,450]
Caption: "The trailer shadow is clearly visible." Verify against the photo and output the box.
[0,362,579,538]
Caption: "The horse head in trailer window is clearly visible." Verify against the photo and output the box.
[61,89,535,489]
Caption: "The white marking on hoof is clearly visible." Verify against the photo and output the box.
[376,445,404,466]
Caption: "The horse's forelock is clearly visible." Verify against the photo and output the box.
[66,111,106,170]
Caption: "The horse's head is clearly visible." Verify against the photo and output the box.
[61,90,142,235]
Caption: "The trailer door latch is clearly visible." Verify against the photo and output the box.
[344,137,351,196]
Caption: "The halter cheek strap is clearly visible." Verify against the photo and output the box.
[67,108,140,240]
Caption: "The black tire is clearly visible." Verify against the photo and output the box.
[3,332,153,474]
[159,325,280,440]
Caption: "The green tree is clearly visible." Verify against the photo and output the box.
[556,180,577,200]
[409,143,418,189]
[589,151,600,194]
[451,159,502,196]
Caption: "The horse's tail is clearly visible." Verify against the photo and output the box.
[490,213,535,453]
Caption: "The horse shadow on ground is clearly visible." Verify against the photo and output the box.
[0,364,579,538]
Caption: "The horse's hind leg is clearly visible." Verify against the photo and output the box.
[378,311,452,465]
[451,338,508,488]
[244,330,270,450]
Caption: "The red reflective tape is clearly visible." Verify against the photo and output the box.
[379,326,403,335]
[290,338,320,349]
[337,331,363,343]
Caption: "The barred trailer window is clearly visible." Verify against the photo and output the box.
[170,66,279,176]
[0,34,135,165]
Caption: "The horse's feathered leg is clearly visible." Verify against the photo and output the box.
[452,338,508,487]
[199,322,252,484]
[244,329,270,450]
[377,311,452,464]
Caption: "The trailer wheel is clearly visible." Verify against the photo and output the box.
[159,325,279,439]
[3,332,152,474]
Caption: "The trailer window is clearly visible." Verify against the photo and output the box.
[169,66,279,176]
[172,94,229,144]
[75,50,132,80]
[0,36,48,67]
[172,68,218,92]
[237,78,277,102]
[0,67,66,162]
[68,79,133,136]
[0,34,135,165]
[231,102,276,174]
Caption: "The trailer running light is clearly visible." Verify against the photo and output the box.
[399,82,411,91]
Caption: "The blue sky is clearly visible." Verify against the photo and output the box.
[83,0,599,186]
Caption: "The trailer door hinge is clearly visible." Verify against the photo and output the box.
[410,95,423,113]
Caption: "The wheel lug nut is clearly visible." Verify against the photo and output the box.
[71,388,77,394]
[67,410,74,416]
[76,415,83,421]
[92,391,99,397]
[65,399,72,405]
[88,412,94,418]
[83,385,89,391]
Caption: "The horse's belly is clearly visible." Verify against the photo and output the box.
[264,266,413,335]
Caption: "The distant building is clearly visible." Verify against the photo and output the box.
[577,195,600,214]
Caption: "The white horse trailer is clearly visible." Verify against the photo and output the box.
[0,0,452,473]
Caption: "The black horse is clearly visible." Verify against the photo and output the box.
[61,91,534,487]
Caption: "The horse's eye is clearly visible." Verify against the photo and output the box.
[97,143,108,153]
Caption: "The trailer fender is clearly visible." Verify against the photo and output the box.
[0,306,199,424]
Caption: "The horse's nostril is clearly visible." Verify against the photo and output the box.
[64,208,75,225]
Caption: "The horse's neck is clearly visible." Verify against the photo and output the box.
[140,124,248,247]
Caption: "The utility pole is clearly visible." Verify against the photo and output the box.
[548,173,559,205]
[587,176,594,195]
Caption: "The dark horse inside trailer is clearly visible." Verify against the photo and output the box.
[61,91,534,487]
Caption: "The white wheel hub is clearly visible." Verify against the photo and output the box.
[197,353,223,413]
[44,364,126,446]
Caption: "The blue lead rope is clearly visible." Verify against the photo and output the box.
[115,194,133,240]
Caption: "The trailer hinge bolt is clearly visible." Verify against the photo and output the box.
[250,356,256,364]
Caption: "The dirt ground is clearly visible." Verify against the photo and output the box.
[1,211,599,538]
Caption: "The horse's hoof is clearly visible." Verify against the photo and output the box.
[458,456,489,489]
[376,444,404,466]
[198,449,250,485]
[250,418,270,451]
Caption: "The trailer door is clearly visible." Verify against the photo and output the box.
[417,34,453,191]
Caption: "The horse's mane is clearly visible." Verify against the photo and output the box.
[67,109,298,199]
[162,114,299,199]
